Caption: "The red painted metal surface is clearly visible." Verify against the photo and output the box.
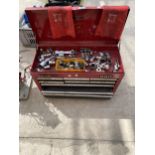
[26,6,129,43]
[25,6,130,96]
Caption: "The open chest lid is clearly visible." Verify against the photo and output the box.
[25,6,130,45]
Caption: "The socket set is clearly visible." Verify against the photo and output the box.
[36,48,120,73]
[26,6,129,98]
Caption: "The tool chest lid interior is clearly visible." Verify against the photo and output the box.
[25,6,130,45]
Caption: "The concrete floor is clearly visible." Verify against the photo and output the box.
[19,0,135,154]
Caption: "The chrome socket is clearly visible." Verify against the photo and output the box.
[43,65,50,69]
[113,59,120,72]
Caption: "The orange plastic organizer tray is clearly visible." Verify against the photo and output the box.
[55,58,86,71]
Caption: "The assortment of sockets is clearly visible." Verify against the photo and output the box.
[36,48,120,73]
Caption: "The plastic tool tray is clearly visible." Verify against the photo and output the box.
[26,6,130,98]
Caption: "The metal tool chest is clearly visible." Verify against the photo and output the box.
[26,6,130,98]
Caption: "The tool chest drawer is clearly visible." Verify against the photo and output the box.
[26,6,130,98]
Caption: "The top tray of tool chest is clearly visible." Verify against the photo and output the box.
[25,6,130,97]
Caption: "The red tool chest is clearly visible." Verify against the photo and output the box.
[25,6,130,98]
